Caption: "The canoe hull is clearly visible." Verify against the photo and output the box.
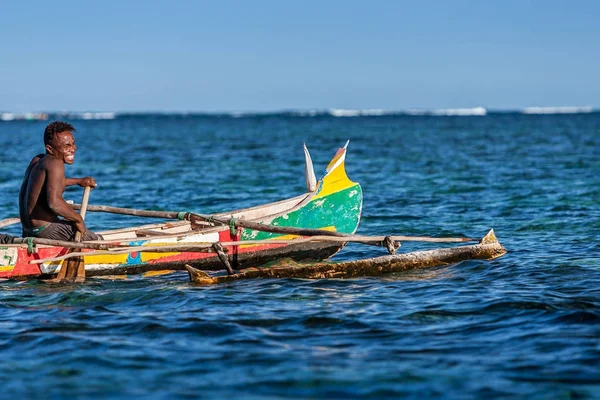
[82,240,346,277]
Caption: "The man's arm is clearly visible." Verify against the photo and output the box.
[65,176,97,188]
[45,159,87,234]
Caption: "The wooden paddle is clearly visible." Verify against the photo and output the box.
[51,186,92,283]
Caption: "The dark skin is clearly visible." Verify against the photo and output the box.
[19,131,96,235]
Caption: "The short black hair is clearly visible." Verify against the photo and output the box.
[44,121,76,146]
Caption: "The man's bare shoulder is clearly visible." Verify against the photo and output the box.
[28,154,45,167]
[38,155,63,169]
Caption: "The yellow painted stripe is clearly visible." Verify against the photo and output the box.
[313,161,357,199]
[84,254,130,264]
[142,270,174,277]
[140,252,179,262]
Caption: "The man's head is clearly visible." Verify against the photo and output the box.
[44,121,77,164]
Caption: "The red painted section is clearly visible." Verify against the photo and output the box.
[218,230,231,242]
[10,247,66,278]
[0,235,303,277]
[0,269,13,279]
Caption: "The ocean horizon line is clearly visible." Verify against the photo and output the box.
[0,106,597,121]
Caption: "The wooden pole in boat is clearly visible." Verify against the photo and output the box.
[69,203,477,244]
[71,204,181,219]
[12,237,123,250]
[0,218,20,229]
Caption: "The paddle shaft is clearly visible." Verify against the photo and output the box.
[56,186,91,282]
[77,186,92,235]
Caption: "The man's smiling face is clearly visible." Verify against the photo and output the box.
[47,131,77,164]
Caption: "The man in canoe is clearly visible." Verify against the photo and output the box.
[19,121,101,241]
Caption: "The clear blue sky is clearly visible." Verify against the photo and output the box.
[1,0,599,112]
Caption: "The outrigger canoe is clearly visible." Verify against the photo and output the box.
[0,143,506,282]
[0,143,363,279]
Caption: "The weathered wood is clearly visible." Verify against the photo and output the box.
[135,229,169,236]
[9,237,121,250]
[186,230,507,285]
[72,204,182,219]
[212,242,234,275]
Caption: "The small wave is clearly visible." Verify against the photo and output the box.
[552,311,600,324]
[63,112,117,120]
[0,111,116,121]
[327,107,488,117]
[328,108,388,117]
[521,106,594,114]
[407,107,487,116]
[0,112,49,121]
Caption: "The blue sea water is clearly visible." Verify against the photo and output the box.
[0,113,599,399]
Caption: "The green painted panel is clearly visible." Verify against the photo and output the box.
[242,184,362,241]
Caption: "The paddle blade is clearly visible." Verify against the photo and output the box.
[61,254,85,283]
[43,249,83,284]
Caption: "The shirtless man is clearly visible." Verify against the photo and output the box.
[19,121,101,241]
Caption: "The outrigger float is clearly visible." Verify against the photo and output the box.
[0,143,506,283]
[186,229,505,285]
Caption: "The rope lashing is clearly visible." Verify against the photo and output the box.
[382,236,400,255]
[27,237,36,254]
[177,211,187,220]
[229,218,237,236]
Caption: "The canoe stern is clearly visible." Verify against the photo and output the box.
[242,144,363,241]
